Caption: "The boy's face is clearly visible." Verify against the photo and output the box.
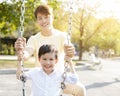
[36,13,53,30]
[38,52,58,75]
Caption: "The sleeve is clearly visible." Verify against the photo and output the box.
[24,69,35,80]
[65,73,79,84]
[26,36,35,50]
[25,36,36,56]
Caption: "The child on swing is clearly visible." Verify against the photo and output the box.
[16,44,80,96]
[15,4,86,96]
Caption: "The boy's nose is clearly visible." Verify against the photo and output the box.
[46,60,50,64]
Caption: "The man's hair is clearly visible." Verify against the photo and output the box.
[38,44,58,59]
[34,5,52,18]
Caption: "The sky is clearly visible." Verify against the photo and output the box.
[62,0,120,19]
[91,0,120,19]
[1,0,120,19]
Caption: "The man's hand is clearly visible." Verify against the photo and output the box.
[64,44,75,58]
[14,37,26,61]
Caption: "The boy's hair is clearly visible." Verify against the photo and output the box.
[34,5,53,18]
[38,44,58,59]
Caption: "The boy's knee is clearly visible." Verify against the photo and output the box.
[74,83,86,96]
[63,83,86,96]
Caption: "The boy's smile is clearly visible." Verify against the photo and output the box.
[39,52,58,75]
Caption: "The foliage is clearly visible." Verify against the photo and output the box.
[72,9,120,59]
[1,0,120,57]
[0,1,20,36]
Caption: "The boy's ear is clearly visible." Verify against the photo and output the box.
[38,57,41,61]
[55,59,58,64]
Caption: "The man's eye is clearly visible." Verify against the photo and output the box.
[37,18,42,20]
[45,16,48,18]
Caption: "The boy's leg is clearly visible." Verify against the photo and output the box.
[63,83,86,96]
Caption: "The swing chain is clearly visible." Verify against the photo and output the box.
[19,0,26,78]
[60,1,73,96]
[61,61,69,89]
[19,0,26,96]
[67,0,73,45]
[19,0,25,37]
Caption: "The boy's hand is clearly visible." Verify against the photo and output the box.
[14,37,26,60]
[64,44,75,58]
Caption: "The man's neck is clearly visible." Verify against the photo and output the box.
[41,28,54,36]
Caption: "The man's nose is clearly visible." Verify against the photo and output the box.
[42,18,46,23]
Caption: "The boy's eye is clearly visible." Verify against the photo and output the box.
[50,58,54,61]
[43,58,47,60]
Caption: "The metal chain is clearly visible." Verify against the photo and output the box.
[19,0,25,37]
[67,0,73,45]
[60,1,73,96]
[19,0,26,96]
[19,0,25,79]
[19,0,25,76]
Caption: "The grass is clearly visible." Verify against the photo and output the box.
[0,56,79,69]
[0,60,35,69]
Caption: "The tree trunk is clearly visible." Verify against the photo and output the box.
[79,39,83,60]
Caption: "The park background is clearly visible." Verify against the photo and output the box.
[0,0,120,96]
[0,0,120,60]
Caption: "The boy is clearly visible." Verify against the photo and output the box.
[16,44,79,96]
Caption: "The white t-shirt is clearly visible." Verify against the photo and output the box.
[25,67,79,96]
[26,29,68,72]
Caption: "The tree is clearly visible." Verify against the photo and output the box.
[71,1,108,60]
[0,0,62,37]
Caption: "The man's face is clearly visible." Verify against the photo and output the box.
[36,13,53,29]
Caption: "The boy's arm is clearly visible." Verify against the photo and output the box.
[16,62,27,82]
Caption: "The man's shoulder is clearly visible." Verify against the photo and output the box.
[54,29,67,36]
[28,32,40,40]
[32,32,40,37]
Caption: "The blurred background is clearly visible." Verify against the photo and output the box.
[0,0,120,96]
[0,0,120,59]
